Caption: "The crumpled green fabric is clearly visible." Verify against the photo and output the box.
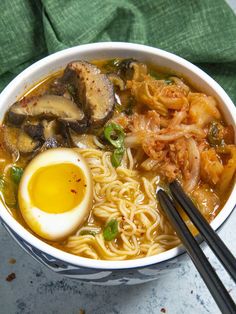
[0,0,236,103]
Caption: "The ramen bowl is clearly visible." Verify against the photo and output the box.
[0,43,235,285]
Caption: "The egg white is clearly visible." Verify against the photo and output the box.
[18,148,93,241]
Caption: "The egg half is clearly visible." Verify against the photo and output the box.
[18,148,93,241]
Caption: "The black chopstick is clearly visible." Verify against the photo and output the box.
[157,189,236,314]
[169,181,236,283]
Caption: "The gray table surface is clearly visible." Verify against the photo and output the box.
[1,1,236,313]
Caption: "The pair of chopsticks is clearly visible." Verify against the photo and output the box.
[157,181,236,314]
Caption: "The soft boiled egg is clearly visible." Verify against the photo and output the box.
[18,148,93,241]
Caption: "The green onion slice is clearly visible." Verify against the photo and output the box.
[79,230,97,236]
[0,176,16,207]
[103,219,119,241]
[111,147,124,168]
[104,123,125,148]
[11,166,23,184]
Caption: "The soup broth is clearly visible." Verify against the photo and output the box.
[0,58,235,260]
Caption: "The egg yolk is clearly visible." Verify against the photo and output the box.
[28,163,86,213]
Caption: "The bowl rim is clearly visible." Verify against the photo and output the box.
[0,42,235,270]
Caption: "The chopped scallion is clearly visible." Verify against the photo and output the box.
[104,123,125,148]
[79,230,97,236]
[103,219,119,241]
[11,166,23,184]
[111,147,124,168]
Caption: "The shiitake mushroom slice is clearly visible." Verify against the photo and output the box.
[107,73,125,91]
[23,121,44,141]
[7,95,88,133]
[67,61,115,128]
[3,126,41,155]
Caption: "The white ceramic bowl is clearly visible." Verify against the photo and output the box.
[0,43,235,285]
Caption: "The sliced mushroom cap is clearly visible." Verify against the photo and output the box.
[50,67,78,97]
[7,95,88,133]
[7,111,25,126]
[67,61,115,127]
[40,136,67,152]
[8,94,84,121]
[117,59,147,82]
[68,129,98,149]
[3,126,19,155]
[3,126,40,155]
[117,58,137,80]
[107,73,125,91]
[23,121,44,140]
[42,120,58,140]
[17,130,41,154]
[24,120,72,149]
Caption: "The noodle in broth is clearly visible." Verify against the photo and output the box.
[66,147,180,260]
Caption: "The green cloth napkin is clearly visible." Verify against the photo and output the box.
[0,0,236,103]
